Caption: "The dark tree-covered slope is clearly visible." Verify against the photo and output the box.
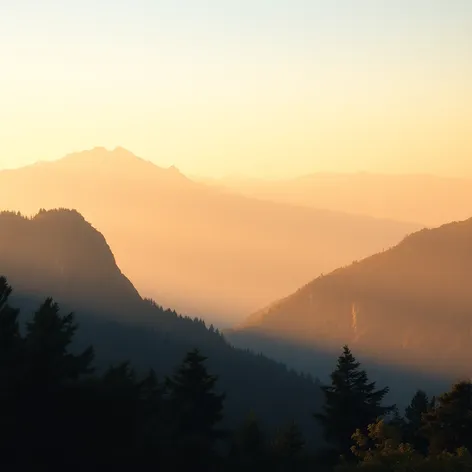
[0,209,322,436]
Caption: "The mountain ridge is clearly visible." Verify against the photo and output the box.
[201,172,472,226]
[0,147,420,325]
[0,207,325,436]
[0,208,144,319]
[229,216,472,379]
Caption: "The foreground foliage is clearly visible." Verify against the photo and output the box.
[1,275,472,471]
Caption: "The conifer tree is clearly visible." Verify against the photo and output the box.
[166,349,226,470]
[388,406,406,430]
[0,277,22,461]
[229,412,268,471]
[0,277,22,390]
[24,297,94,387]
[403,389,430,453]
[272,420,305,471]
[314,345,395,456]
[17,298,95,469]
[0,276,21,360]
[136,369,166,455]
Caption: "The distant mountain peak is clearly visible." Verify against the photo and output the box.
[112,145,132,153]
[62,146,145,166]
[56,147,191,183]
[110,146,140,160]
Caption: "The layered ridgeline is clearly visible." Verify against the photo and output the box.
[201,172,472,227]
[0,147,419,326]
[0,209,322,436]
[228,218,472,400]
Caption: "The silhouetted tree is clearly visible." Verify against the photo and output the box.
[24,298,94,387]
[135,369,167,467]
[423,381,472,455]
[314,345,395,458]
[387,406,406,429]
[271,420,305,471]
[0,276,21,361]
[166,348,226,470]
[402,389,430,453]
[228,412,269,471]
[0,277,23,463]
[18,298,94,469]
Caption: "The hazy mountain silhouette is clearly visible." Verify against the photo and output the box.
[0,208,143,318]
[0,208,323,435]
[201,172,472,227]
[0,147,419,326]
[228,218,472,399]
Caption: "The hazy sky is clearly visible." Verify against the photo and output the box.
[1,0,471,178]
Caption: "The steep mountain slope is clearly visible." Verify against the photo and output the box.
[0,209,142,318]
[202,173,472,227]
[228,218,472,380]
[0,209,323,435]
[0,147,419,326]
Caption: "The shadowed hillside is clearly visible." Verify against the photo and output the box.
[202,173,472,227]
[228,218,472,385]
[0,208,142,318]
[0,209,323,436]
[0,147,419,326]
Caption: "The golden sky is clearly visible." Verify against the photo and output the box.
[1,1,471,178]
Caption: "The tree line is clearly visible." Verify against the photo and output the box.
[0,275,471,471]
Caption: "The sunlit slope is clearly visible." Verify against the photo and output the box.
[202,173,472,227]
[230,218,472,377]
[0,147,418,325]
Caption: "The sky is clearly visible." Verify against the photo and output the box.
[1,0,471,178]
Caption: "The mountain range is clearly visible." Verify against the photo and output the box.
[0,147,418,326]
[200,172,472,227]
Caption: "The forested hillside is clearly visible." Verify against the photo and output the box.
[230,218,472,382]
[1,282,470,471]
[0,209,322,436]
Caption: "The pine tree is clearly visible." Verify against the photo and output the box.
[0,277,22,462]
[136,369,166,451]
[0,277,21,357]
[229,412,268,471]
[403,389,430,453]
[17,298,95,469]
[166,349,226,470]
[405,390,429,426]
[24,297,94,387]
[0,277,22,384]
[314,345,395,457]
[272,420,305,471]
